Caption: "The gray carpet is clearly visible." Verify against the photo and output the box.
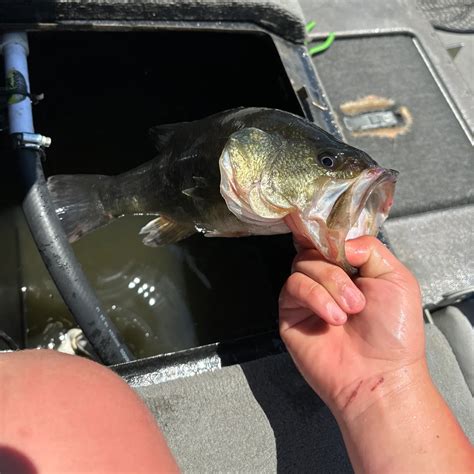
[134,324,474,473]
[137,354,352,474]
[0,0,306,43]
[385,204,474,306]
[314,35,474,218]
[418,0,474,32]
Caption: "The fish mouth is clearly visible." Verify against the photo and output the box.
[287,167,398,271]
[339,167,398,238]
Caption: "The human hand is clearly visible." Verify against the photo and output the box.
[279,236,426,419]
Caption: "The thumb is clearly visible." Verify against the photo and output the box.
[345,236,407,280]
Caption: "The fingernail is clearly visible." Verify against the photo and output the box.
[343,286,364,310]
[327,302,347,324]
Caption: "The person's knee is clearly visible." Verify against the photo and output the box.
[1,348,124,389]
[0,349,144,422]
[0,349,178,473]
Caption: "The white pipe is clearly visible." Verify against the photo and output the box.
[1,32,34,134]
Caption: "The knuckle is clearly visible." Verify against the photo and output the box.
[286,272,302,288]
[292,249,321,269]
[287,272,321,303]
[284,273,304,298]
[322,266,347,286]
[303,281,323,302]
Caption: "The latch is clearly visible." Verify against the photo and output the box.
[340,95,412,139]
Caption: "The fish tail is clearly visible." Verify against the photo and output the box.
[47,174,115,242]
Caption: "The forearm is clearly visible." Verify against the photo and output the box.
[332,362,474,473]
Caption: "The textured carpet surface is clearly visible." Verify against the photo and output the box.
[315,35,473,218]
[138,353,352,473]
[135,324,474,473]
[418,0,474,32]
[385,205,474,306]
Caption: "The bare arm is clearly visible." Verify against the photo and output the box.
[279,236,474,473]
[335,362,473,473]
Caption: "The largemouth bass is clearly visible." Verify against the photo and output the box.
[48,108,398,271]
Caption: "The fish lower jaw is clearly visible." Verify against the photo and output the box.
[284,212,357,271]
[346,170,397,238]
[284,171,397,271]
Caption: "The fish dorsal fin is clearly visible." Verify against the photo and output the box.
[148,123,185,151]
[139,215,195,246]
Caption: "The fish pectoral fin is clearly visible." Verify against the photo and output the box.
[181,176,213,200]
[139,216,195,247]
[182,187,203,199]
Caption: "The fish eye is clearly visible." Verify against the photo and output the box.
[318,153,336,169]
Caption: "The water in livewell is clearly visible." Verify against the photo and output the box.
[19,212,294,358]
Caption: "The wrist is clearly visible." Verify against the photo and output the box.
[330,360,474,473]
[331,359,430,425]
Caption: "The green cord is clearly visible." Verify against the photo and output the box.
[305,20,336,56]
[307,32,336,56]
[305,20,316,33]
